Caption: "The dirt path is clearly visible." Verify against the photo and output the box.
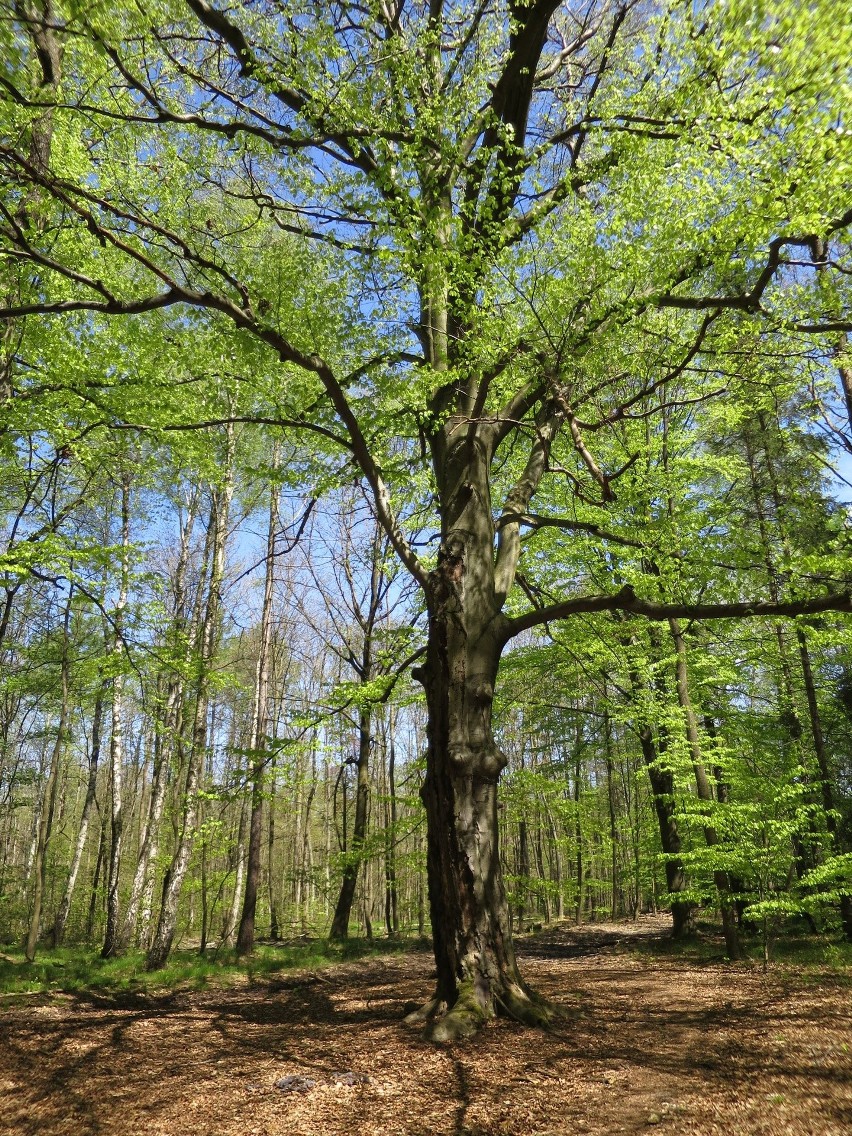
[1,916,850,1136]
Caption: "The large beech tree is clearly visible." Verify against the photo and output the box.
[2,0,851,1037]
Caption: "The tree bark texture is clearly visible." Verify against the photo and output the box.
[408,430,554,1040]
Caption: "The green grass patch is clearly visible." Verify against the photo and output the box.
[0,934,423,1000]
[624,918,852,972]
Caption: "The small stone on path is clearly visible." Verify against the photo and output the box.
[274,1075,315,1093]
[331,1071,370,1086]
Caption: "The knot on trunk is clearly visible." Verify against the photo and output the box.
[448,743,477,772]
[448,743,506,780]
[437,541,465,583]
[430,542,466,618]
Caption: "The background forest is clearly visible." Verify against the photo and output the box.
[0,0,851,988]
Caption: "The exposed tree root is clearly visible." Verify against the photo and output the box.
[427,980,488,1043]
[496,982,560,1028]
[403,994,447,1024]
[405,979,561,1043]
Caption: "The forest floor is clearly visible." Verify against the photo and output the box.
[1,915,850,1136]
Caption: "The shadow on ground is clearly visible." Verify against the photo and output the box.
[1,916,849,1136]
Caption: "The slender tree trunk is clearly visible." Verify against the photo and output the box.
[384,716,400,937]
[267,751,279,940]
[147,437,234,970]
[330,708,372,939]
[797,631,852,939]
[236,457,278,955]
[53,687,105,944]
[604,705,621,920]
[86,804,107,943]
[25,589,72,961]
[119,488,198,951]
[102,473,132,958]
[669,618,741,959]
[637,722,690,935]
[621,627,690,936]
[544,800,565,920]
[123,706,171,950]
[573,749,583,924]
[534,819,549,923]
[221,796,247,948]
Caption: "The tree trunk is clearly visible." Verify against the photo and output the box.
[603,705,621,920]
[534,819,549,924]
[330,707,372,940]
[86,804,107,942]
[407,537,551,1041]
[544,800,565,921]
[53,686,105,944]
[797,630,852,940]
[384,716,399,937]
[638,723,691,936]
[221,796,247,949]
[118,487,198,951]
[25,589,72,961]
[573,749,583,924]
[267,751,280,940]
[669,619,741,959]
[236,457,278,955]
[102,472,131,958]
[147,436,234,970]
[621,627,690,936]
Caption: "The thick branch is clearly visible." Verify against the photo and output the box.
[503,584,852,640]
[658,209,852,315]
